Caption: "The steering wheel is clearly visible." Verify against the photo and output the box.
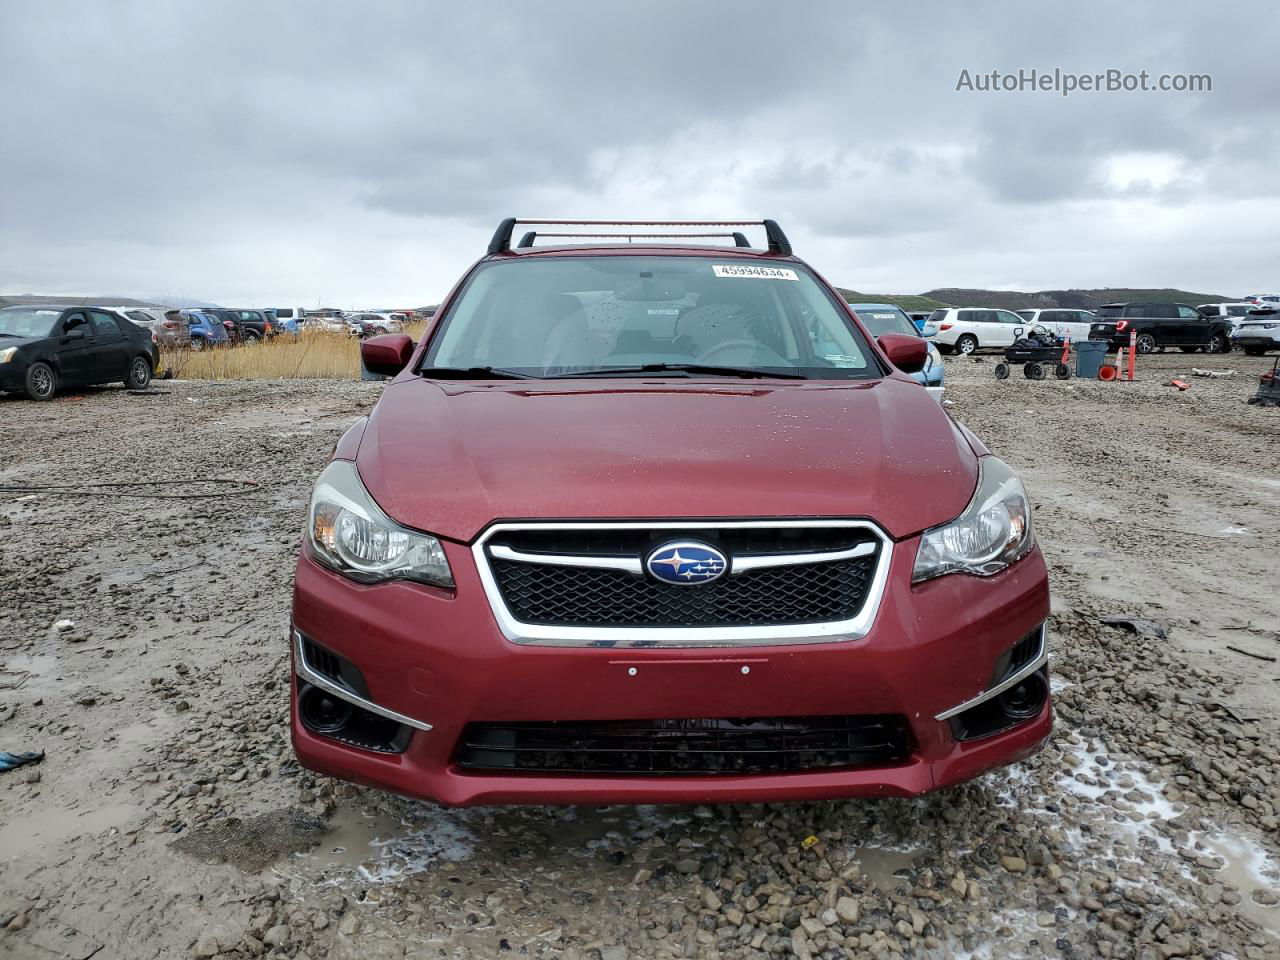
[696,339,788,365]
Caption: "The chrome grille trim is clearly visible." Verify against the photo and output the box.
[472,520,893,648]
[933,624,1048,722]
[487,540,877,575]
[293,630,433,731]
[488,544,644,574]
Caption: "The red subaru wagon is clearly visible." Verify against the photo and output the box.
[290,218,1050,806]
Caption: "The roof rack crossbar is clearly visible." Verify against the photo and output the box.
[490,219,788,254]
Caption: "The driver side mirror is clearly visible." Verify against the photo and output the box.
[64,327,86,340]
[360,334,415,377]
[876,333,927,374]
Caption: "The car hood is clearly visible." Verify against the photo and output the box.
[355,377,979,542]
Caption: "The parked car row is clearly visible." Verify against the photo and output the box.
[921,298,1280,356]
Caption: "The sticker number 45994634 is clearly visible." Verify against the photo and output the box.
[712,264,799,281]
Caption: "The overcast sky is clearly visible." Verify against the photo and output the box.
[2,1,1277,306]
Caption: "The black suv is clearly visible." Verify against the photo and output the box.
[206,308,273,342]
[1089,302,1233,354]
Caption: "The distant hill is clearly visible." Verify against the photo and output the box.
[838,287,1238,312]
[837,290,952,311]
[0,293,220,309]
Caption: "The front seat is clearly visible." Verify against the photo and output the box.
[541,295,599,374]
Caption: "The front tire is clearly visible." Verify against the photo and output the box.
[25,361,57,401]
[955,334,979,356]
[1135,333,1157,354]
[1055,363,1072,380]
[994,362,1010,379]
[125,356,152,390]
[1025,362,1046,380]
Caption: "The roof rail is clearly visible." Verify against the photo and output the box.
[488,219,790,256]
[516,231,751,248]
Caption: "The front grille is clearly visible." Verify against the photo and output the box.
[490,554,876,627]
[455,715,912,775]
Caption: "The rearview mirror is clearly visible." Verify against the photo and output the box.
[360,334,414,377]
[876,333,927,374]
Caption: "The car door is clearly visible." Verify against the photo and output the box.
[55,311,94,383]
[1176,305,1207,345]
[993,310,1025,346]
[1047,310,1091,342]
[1145,303,1179,344]
[87,311,130,381]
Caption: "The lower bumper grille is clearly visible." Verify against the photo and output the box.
[455,715,912,775]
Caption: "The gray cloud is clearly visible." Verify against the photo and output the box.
[1,0,1277,305]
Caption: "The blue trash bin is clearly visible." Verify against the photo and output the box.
[1075,340,1107,379]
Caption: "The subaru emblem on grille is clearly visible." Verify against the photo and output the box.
[645,541,728,586]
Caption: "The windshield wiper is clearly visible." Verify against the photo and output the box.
[419,366,536,380]
[546,363,807,380]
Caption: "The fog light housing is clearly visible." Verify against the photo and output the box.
[299,684,353,734]
[997,673,1048,720]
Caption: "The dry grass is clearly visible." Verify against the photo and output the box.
[162,323,426,380]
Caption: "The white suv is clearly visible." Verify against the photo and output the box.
[1014,309,1095,344]
[1197,303,1255,328]
[927,307,1030,355]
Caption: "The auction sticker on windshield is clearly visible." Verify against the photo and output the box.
[712,264,799,281]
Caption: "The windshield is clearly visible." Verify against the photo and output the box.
[0,307,62,338]
[852,306,918,338]
[425,256,878,379]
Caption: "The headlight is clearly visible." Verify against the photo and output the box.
[307,460,453,587]
[912,456,1033,583]
[0,347,15,364]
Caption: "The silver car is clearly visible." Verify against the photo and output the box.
[106,306,192,349]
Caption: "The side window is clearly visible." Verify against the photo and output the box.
[927,309,947,324]
[1155,304,1177,318]
[89,311,122,336]
[63,311,89,333]
[1124,305,1146,319]
[1040,311,1061,323]
[1177,305,1199,319]
[997,310,1022,324]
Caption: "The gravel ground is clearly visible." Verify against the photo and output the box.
[2,351,1279,960]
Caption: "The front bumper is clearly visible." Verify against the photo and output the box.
[290,537,1051,806]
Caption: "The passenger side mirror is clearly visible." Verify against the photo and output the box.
[876,333,927,374]
[360,334,415,377]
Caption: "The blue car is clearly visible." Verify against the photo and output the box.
[179,309,230,350]
[847,302,944,399]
